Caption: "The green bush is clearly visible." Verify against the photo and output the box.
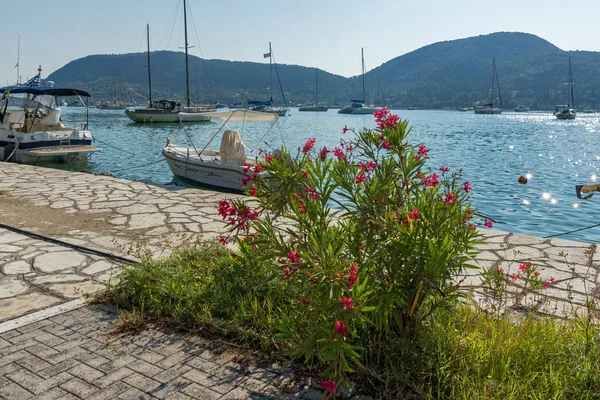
[220,108,480,393]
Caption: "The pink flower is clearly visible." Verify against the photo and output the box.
[484,220,493,228]
[418,144,428,156]
[374,108,400,130]
[218,236,228,245]
[543,281,550,288]
[551,277,556,284]
[519,262,531,273]
[301,299,310,306]
[463,182,472,192]
[243,163,251,173]
[320,146,329,160]
[348,263,358,287]
[335,321,347,336]
[511,274,518,281]
[498,268,504,274]
[249,184,257,197]
[339,296,354,311]
[332,147,345,159]
[409,208,419,220]
[342,125,348,134]
[287,251,301,264]
[443,193,457,204]
[355,174,367,184]
[382,141,391,149]
[302,137,316,154]
[320,380,337,393]
[282,268,292,280]
[254,164,263,173]
[440,165,450,173]
[264,154,273,162]
[299,202,307,213]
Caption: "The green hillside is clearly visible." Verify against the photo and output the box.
[46,32,600,110]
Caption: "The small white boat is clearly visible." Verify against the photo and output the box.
[163,110,278,192]
[514,105,529,112]
[555,57,576,120]
[0,82,100,164]
[475,59,503,115]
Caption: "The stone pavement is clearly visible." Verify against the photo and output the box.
[0,304,331,400]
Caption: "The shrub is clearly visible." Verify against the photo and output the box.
[219,109,481,393]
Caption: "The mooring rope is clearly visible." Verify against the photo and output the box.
[110,158,165,173]
[543,222,600,239]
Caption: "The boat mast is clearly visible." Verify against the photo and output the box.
[315,67,318,106]
[113,65,117,105]
[183,0,191,107]
[146,24,152,106]
[569,57,574,109]
[495,61,503,109]
[16,34,20,84]
[269,42,273,103]
[490,59,496,109]
[361,48,365,103]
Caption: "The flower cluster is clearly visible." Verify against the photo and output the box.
[373,108,400,130]
[217,199,259,233]
[303,138,316,154]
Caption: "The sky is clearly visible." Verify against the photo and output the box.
[2,0,600,85]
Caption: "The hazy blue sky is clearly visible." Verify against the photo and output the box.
[1,0,598,85]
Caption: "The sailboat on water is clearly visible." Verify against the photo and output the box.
[583,89,596,114]
[554,57,576,120]
[125,0,215,123]
[299,68,328,112]
[97,65,124,110]
[475,59,503,114]
[338,48,382,114]
[247,43,289,117]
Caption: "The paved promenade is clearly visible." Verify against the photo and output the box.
[0,163,599,399]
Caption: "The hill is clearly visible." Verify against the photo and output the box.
[46,32,600,110]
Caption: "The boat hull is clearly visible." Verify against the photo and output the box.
[338,105,382,114]
[474,108,503,114]
[298,106,328,112]
[163,146,259,193]
[555,112,576,120]
[125,109,212,123]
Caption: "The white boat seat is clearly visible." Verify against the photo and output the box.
[219,130,246,165]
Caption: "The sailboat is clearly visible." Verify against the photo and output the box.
[97,65,124,110]
[554,57,576,120]
[299,68,328,112]
[338,48,382,114]
[583,90,596,113]
[247,43,289,117]
[125,1,215,123]
[474,59,503,114]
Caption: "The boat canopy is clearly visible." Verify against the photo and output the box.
[179,110,279,122]
[0,86,91,97]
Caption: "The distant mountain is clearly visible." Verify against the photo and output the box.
[47,32,600,110]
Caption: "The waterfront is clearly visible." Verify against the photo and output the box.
[57,107,600,243]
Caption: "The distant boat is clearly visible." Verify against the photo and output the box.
[125,8,214,123]
[554,57,576,120]
[583,90,596,113]
[475,59,503,114]
[299,68,328,112]
[405,106,417,110]
[97,65,124,110]
[458,107,468,112]
[514,105,529,112]
[247,42,289,117]
[338,48,382,115]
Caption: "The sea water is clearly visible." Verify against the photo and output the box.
[58,107,600,243]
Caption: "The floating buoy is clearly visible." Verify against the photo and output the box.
[518,176,528,184]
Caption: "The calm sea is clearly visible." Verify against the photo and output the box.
[58,107,600,244]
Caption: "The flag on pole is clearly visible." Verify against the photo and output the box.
[26,73,40,87]
[263,52,271,58]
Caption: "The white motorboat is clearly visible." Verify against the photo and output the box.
[554,57,576,120]
[0,82,100,164]
[338,48,382,115]
[475,59,503,115]
[162,110,278,192]
[514,105,529,112]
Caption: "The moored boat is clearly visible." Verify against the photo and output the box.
[246,43,289,117]
[475,59,503,114]
[554,57,576,120]
[514,105,529,112]
[162,110,278,192]
[299,68,328,112]
[338,48,382,115]
[0,73,100,164]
